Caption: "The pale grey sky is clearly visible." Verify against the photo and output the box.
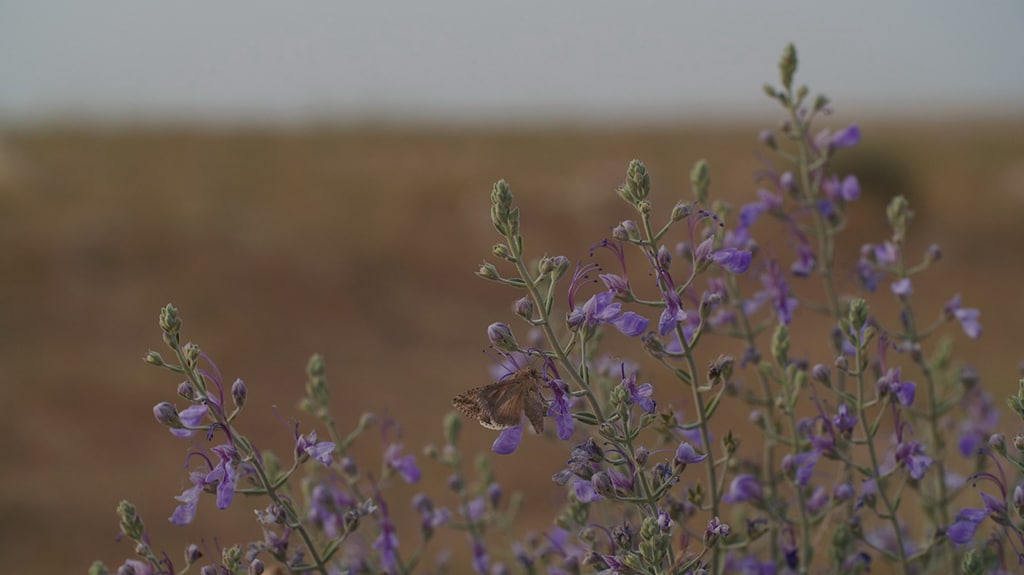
[1,1,1022,125]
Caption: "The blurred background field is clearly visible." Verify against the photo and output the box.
[2,121,1023,573]
[3,2,1024,573]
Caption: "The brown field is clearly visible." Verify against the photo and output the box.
[1,122,1023,574]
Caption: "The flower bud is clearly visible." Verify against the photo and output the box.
[671,201,691,222]
[771,323,790,366]
[591,471,614,498]
[116,500,145,541]
[512,297,534,320]
[185,543,202,564]
[625,159,651,203]
[634,446,649,466]
[656,245,671,270]
[231,378,247,408]
[812,363,831,384]
[476,262,501,281]
[182,342,201,369]
[758,129,777,149]
[177,381,197,401]
[153,402,182,428]
[989,434,1007,456]
[443,411,462,446]
[143,350,165,367]
[886,195,912,244]
[492,243,512,260]
[778,43,797,90]
[248,559,264,575]
[487,322,519,352]
[690,159,710,204]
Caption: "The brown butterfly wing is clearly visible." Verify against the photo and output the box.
[452,368,547,433]
[523,381,546,434]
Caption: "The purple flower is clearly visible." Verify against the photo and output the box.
[658,293,687,336]
[572,476,602,503]
[471,538,489,575]
[830,124,861,149]
[948,508,989,545]
[374,504,400,573]
[547,379,574,440]
[895,440,932,480]
[879,367,915,406]
[384,443,421,483]
[891,278,912,297]
[169,404,208,439]
[748,259,798,325]
[724,474,763,503]
[296,430,336,467]
[695,236,752,274]
[739,189,782,228]
[117,560,154,575]
[571,291,649,337]
[945,294,981,339]
[833,404,858,437]
[621,371,655,414]
[822,174,861,202]
[208,444,240,510]
[674,442,708,466]
[807,486,830,514]
[464,496,486,522]
[492,425,522,455]
[783,451,819,486]
[790,241,815,277]
[957,387,999,457]
[170,471,209,525]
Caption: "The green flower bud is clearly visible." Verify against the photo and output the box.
[778,44,798,90]
[443,411,462,446]
[690,159,711,204]
[671,201,691,222]
[143,350,165,367]
[492,243,512,260]
[625,159,651,202]
[476,261,501,281]
[117,500,145,541]
[848,298,869,332]
[772,323,790,366]
[886,195,912,244]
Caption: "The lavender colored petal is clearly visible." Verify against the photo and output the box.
[572,477,602,503]
[612,311,649,337]
[831,124,861,149]
[491,425,523,455]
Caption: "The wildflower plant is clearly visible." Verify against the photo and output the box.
[93,44,1023,575]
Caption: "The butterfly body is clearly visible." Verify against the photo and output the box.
[452,367,546,434]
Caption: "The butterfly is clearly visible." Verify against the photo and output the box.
[452,367,547,434]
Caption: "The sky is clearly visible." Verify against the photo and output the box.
[1,1,1022,125]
